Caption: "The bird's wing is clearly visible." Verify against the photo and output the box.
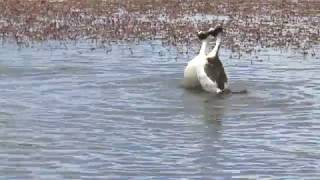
[205,57,228,90]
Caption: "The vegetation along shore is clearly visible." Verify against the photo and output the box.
[0,0,319,55]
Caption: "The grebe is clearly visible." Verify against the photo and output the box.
[183,30,213,88]
[196,26,229,94]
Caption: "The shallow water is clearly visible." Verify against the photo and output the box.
[0,41,320,179]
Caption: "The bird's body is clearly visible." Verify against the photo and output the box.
[196,28,229,94]
[183,32,209,88]
[183,55,202,88]
[183,26,229,94]
[196,54,228,93]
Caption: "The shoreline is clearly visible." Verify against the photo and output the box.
[0,0,319,54]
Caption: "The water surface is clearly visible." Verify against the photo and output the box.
[0,42,320,179]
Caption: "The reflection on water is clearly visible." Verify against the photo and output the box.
[0,42,320,179]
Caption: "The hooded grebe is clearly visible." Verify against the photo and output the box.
[196,26,229,94]
[183,29,214,88]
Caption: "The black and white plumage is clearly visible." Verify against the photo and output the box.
[183,31,211,88]
[196,26,229,94]
[205,55,228,91]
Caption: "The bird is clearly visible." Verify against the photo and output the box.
[196,26,229,94]
[183,29,214,88]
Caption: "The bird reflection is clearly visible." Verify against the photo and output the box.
[182,89,229,129]
[202,98,226,126]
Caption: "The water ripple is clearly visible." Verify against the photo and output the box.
[0,43,320,178]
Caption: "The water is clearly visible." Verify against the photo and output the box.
[0,41,320,179]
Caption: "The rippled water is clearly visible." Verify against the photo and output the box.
[0,41,320,179]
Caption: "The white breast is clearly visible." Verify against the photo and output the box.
[183,56,201,88]
[183,39,209,88]
[196,61,218,93]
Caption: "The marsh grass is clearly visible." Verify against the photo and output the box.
[0,0,319,54]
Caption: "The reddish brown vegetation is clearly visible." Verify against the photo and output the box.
[0,0,319,54]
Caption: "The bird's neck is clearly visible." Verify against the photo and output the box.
[208,33,222,58]
[199,39,209,55]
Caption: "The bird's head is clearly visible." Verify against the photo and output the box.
[197,30,210,40]
[208,26,223,37]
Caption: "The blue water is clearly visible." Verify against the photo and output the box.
[0,42,320,179]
